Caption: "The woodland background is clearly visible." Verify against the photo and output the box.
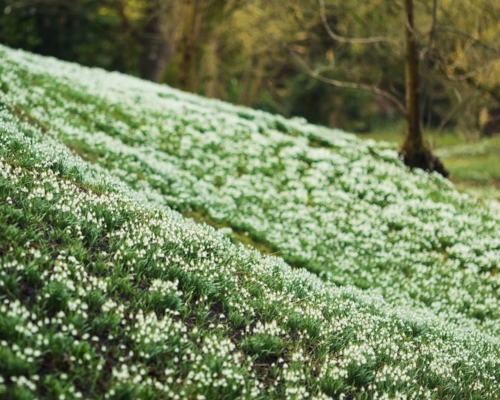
[1,0,499,197]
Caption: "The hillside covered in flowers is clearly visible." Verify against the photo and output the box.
[1,45,500,399]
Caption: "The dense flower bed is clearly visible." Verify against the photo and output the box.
[1,45,500,399]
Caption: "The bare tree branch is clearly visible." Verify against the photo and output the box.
[432,50,500,103]
[434,89,477,139]
[434,26,500,55]
[432,48,499,81]
[287,46,407,116]
[446,60,499,81]
[403,10,421,41]
[318,0,401,49]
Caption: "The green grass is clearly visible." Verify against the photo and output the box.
[357,125,500,202]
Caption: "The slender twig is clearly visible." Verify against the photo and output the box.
[435,90,477,137]
[434,26,500,55]
[432,50,499,81]
[448,61,499,81]
[404,11,420,41]
[288,46,407,116]
[318,0,401,49]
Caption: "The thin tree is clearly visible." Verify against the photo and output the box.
[399,0,441,174]
[114,0,178,82]
[291,0,449,175]
[177,0,244,93]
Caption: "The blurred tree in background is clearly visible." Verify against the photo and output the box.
[0,0,139,71]
[1,0,499,142]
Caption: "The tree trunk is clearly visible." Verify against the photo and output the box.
[245,57,266,106]
[400,0,424,164]
[139,4,174,82]
[400,0,448,176]
[205,36,219,98]
[178,0,199,92]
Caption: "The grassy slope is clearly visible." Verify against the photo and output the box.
[359,127,500,203]
[435,138,500,202]
[1,45,500,399]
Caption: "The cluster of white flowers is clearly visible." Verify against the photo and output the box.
[3,44,499,338]
[149,278,183,298]
[248,320,284,337]
[1,44,500,398]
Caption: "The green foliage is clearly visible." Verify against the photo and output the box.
[0,0,139,72]
[1,0,500,133]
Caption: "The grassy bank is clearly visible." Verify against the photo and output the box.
[1,45,500,399]
[357,127,500,203]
